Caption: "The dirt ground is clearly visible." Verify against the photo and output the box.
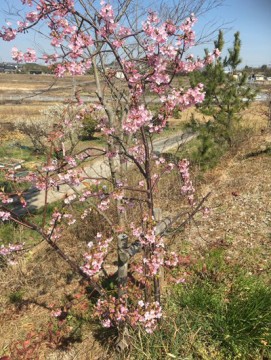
[188,130,271,268]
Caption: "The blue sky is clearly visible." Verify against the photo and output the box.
[0,0,270,67]
[195,0,271,67]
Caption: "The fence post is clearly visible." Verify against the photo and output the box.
[117,233,129,298]
[153,208,163,301]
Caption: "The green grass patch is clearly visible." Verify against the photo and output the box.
[0,199,63,249]
[0,142,33,163]
[129,249,271,360]
[8,290,24,306]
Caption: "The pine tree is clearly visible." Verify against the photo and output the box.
[189,31,255,166]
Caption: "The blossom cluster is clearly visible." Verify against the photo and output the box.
[123,106,152,134]
[131,224,165,277]
[0,211,11,221]
[178,159,195,205]
[12,47,37,63]
[95,296,162,333]
[0,243,24,256]
[81,233,113,277]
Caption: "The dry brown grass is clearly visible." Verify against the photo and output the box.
[0,73,109,124]
[0,74,93,89]
[0,239,113,359]
[240,102,269,130]
[183,125,271,273]
[0,103,60,122]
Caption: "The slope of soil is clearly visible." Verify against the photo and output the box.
[188,130,271,275]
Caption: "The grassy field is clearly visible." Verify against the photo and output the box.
[0,73,95,94]
[0,73,96,123]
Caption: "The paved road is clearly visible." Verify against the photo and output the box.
[1,92,269,103]
[153,131,194,153]
[13,131,195,213]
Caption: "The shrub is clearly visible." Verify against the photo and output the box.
[188,31,255,166]
[79,115,98,140]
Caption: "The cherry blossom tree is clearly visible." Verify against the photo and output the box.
[0,0,219,339]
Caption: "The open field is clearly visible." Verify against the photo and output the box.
[0,73,96,94]
[0,73,268,128]
[0,73,188,122]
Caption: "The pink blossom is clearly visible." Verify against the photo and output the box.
[112,39,123,48]
[23,48,37,63]
[81,208,91,219]
[51,36,63,48]
[111,190,124,200]
[0,243,24,256]
[98,198,110,211]
[1,195,13,204]
[117,26,131,37]
[165,20,176,35]
[65,156,77,167]
[17,21,30,31]
[58,169,82,186]
[51,309,62,318]
[0,26,17,41]
[138,180,145,187]
[165,252,179,267]
[202,207,210,218]
[26,11,39,23]
[11,47,24,62]
[137,301,162,333]
[123,105,152,134]
[63,213,76,225]
[42,53,59,64]
[143,249,164,276]
[175,278,186,284]
[178,159,195,205]
[95,296,162,333]
[64,193,77,204]
[81,234,113,277]
[42,164,57,172]
[214,48,221,58]
[0,211,11,221]
[99,3,114,23]
[55,64,66,77]
[101,318,111,328]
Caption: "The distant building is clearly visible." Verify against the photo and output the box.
[254,74,265,82]
[0,62,23,73]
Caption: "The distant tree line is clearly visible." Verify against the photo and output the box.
[243,64,271,77]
